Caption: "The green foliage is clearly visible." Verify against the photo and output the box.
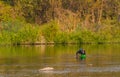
[69,32,82,43]
[54,32,69,44]
[0,18,24,45]
[0,19,41,45]
[41,21,59,42]
[0,31,11,45]
[10,24,40,44]
[0,0,120,45]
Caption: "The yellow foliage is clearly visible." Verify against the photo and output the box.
[0,1,16,21]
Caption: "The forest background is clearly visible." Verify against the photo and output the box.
[0,0,120,45]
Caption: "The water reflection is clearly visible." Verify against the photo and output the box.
[0,44,119,77]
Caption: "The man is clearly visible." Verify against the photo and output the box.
[76,48,86,59]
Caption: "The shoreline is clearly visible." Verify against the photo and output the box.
[0,41,120,46]
[12,42,120,46]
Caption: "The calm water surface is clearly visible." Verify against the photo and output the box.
[0,44,120,77]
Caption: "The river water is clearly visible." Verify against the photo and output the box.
[0,44,120,77]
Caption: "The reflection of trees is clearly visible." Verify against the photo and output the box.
[85,44,120,67]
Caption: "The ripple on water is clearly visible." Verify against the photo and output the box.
[38,65,120,74]
[0,65,120,77]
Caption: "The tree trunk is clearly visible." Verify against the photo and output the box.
[98,0,103,24]
[91,9,95,23]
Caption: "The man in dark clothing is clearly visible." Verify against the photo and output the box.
[76,48,86,59]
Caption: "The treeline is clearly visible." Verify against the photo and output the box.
[1,0,120,23]
[0,0,120,45]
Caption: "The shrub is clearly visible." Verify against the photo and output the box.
[54,32,69,44]
[41,21,59,42]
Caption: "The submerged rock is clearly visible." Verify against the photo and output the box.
[39,67,54,71]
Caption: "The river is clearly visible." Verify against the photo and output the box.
[0,44,120,77]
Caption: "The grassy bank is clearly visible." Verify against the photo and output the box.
[0,20,120,45]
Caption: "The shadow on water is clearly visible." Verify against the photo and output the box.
[0,44,120,77]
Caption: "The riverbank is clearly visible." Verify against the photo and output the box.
[11,42,120,46]
[0,1,120,46]
[0,21,120,46]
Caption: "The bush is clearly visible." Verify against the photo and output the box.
[0,18,41,45]
[41,21,59,42]
[69,32,83,43]
[54,32,69,44]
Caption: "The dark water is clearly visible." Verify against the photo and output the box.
[0,44,120,77]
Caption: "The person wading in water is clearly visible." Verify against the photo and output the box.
[76,48,86,60]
